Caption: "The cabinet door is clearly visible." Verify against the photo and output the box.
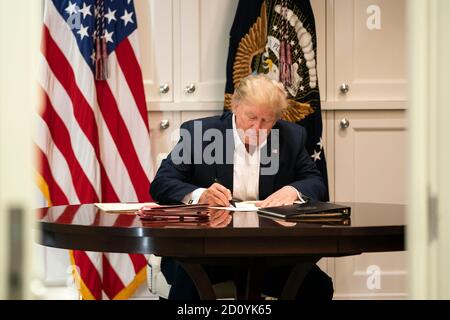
[334,110,407,204]
[333,0,407,101]
[333,250,407,299]
[333,110,407,299]
[178,0,239,102]
[136,0,174,103]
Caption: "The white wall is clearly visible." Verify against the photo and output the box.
[0,0,43,299]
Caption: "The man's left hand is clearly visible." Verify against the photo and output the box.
[259,186,299,208]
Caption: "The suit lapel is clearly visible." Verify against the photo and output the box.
[215,113,234,192]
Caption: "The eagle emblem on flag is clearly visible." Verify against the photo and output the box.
[225,1,320,123]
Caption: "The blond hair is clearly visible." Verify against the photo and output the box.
[231,74,288,118]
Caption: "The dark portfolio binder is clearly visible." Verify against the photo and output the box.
[258,201,351,220]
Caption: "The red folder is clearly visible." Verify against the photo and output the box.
[137,204,210,221]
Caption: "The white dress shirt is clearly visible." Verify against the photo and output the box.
[231,113,266,201]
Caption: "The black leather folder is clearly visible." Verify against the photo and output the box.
[257,201,351,219]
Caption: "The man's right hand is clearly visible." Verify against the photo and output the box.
[198,183,232,206]
[209,209,232,228]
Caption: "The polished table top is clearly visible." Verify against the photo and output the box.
[37,203,405,257]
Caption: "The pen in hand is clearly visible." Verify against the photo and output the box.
[213,177,236,207]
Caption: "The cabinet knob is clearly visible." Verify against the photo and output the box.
[160,119,170,130]
[159,83,170,94]
[340,118,350,129]
[184,83,196,94]
[339,83,350,94]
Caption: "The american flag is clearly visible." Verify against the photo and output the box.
[36,0,153,299]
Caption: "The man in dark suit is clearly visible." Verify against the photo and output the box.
[150,75,333,300]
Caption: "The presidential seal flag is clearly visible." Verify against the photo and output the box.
[36,0,153,299]
[225,0,329,200]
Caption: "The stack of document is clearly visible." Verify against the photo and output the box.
[137,204,210,222]
[94,202,157,213]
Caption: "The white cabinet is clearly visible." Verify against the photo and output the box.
[136,0,239,108]
[137,0,408,106]
[334,110,407,204]
[330,0,407,104]
[332,110,407,299]
[333,250,407,299]
[135,0,174,103]
[326,0,408,299]
[178,0,239,103]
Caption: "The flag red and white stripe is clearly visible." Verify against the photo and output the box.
[36,0,153,299]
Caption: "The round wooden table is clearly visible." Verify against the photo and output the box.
[37,202,405,300]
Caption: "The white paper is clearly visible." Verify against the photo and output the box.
[210,201,260,212]
[94,202,157,212]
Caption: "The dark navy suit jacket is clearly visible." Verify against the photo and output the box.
[150,112,326,203]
